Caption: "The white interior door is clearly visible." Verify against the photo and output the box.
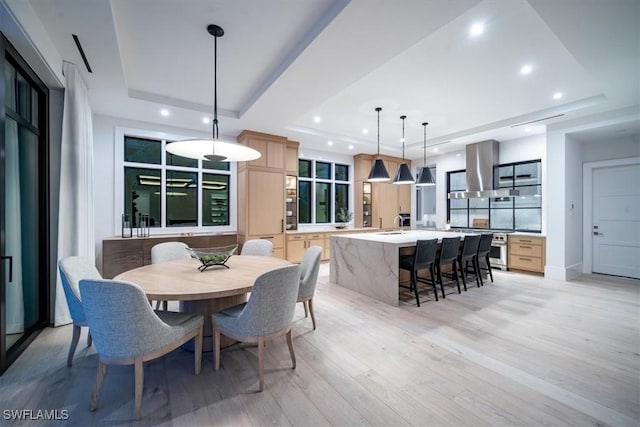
[592,163,640,279]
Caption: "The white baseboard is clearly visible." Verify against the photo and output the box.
[545,263,584,281]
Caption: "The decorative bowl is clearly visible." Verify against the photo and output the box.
[186,244,238,271]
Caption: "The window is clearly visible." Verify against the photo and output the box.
[446,160,542,232]
[116,129,235,233]
[298,159,351,224]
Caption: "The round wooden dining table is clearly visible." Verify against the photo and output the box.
[115,255,291,350]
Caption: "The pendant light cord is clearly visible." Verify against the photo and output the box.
[400,115,406,161]
[213,34,219,140]
[422,122,429,165]
[376,107,382,157]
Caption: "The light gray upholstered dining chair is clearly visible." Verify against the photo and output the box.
[58,256,103,367]
[240,239,273,256]
[151,241,191,310]
[297,246,322,330]
[79,278,203,420]
[212,264,300,391]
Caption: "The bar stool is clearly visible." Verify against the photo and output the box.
[436,237,462,296]
[457,235,481,289]
[399,239,439,306]
[476,234,494,286]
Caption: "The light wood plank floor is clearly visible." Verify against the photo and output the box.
[1,266,638,426]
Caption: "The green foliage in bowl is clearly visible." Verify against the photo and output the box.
[186,244,237,271]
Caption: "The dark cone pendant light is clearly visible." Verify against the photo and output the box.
[393,115,414,184]
[367,107,390,182]
[415,121,436,186]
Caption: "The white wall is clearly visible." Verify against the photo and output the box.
[564,135,584,276]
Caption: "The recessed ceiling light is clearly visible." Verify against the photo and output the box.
[362,128,368,135]
[348,144,354,150]
[313,116,321,123]
[433,148,439,152]
[327,140,333,146]
[469,22,484,37]
[520,64,533,75]
[456,153,461,157]
[160,109,170,117]
[525,126,533,132]
[202,117,210,124]
[553,92,563,100]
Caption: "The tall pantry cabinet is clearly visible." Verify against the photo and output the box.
[236,130,298,259]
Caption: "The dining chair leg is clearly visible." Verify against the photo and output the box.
[134,356,144,420]
[90,360,106,412]
[258,337,265,392]
[308,298,316,330]
[473,258,481,287]
[214,329,221,371]
[194,327,203,375]
[162,301,168,311]
[286,329,296,369]
[303,301,309,318]
[87,330,92,347]
[68,324,81,367]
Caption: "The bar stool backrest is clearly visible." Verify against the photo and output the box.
[477,234,493,257]
[414,239,438,271]
[439,237,461,264]
[461,235,481,259]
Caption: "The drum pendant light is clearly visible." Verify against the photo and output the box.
[166,25,261,162]
[367,107,390,182]
[415,122,436,186]
[393,115,414,184]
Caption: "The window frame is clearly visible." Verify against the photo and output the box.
[298,158,351,225]
[114,127,237,235]
[446,159,542,232]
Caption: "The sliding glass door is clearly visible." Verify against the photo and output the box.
[0,34,49,374]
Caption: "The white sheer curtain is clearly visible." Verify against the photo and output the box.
[5,119,24,334]
[54,61,95,326]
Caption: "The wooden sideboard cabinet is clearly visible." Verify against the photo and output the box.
[508,235,546,274]
[102,233,237,279]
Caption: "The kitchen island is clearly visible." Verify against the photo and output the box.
[329,230,470,306]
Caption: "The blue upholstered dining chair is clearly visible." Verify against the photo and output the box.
[212,264,300,391]
[58,256,103,367]
[297,246,322,330]
[79,278,204,420]
[151,241,191,310]
[240,239,273,256]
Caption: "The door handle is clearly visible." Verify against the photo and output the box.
[593,232,603,236]
[1,255,12,282]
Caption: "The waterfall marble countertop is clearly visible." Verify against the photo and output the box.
[332,229,473,247]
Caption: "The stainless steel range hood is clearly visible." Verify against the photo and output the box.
[448,140,519,199]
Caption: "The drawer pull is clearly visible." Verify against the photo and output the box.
[519,245,532,249]
[260,236,273,240]
[519,257,532,261]
[519,239,532,243]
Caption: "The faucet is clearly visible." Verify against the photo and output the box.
[393,215,404,233]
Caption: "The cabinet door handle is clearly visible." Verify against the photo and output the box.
[281,219,284,233]
[260,236,273,239]
[379,218,382,228]
[1,255,12,282]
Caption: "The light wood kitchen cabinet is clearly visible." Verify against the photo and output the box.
[286,140,299,175]
[237,130,291,259]
[237,130,286,170]
[508,235,546,274]
[286,233,325,263]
